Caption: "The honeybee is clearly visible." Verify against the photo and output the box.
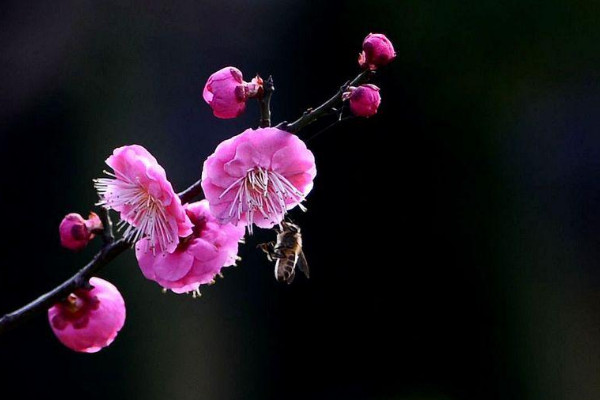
[258,221,309,284]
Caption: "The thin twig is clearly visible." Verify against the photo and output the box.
[0,238,130,335]
[258,76,275,128]
[306,115,356,144]
[98,207,114,244]
[177,179,204,204]
[283,70,372,133]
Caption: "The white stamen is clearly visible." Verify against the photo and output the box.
[94,175,174,254]
[220,167,305,233]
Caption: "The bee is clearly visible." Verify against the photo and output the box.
[258,221,309,284]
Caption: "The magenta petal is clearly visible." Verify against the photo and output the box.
[202,84,214,103]
[171,282,202,294]
[59,213,93,251]
[202,66,247,119]
[286,172,316,194]
[134,200,245,293]
[212,136,238,162]
[204,158,239,189]
[271,145,316,176]
[248,127,293,160]
[360,33,396,70]
[348,84,381,117]
[153,249,195,281]
[188,238,220,262]
[135,240,158,280]
[228,67,243,82]
[253,214,282,229]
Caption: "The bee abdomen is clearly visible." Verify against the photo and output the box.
[275,255,297,284]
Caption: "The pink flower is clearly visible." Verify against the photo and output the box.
[94,145,192,254]
[201,127,316,232]
[358,33,396,70]
[344,84,381,117]
[135,200,245,294]
[48,277,126,353]
[59,212,102,251]
[203,67,262,119]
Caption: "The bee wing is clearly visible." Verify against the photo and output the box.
[297,250,309,279]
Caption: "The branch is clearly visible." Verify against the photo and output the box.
[305,115,357,144]
[98,207,114,243]
[0,238,130,335]
[177,179,204,204]
[283,70,372,133]
[258,75,275,128]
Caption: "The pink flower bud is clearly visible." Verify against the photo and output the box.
[59,212,103,251]
[48,277,126,353]
[344,84,381,117]
[202,67,262,119]
[358,33,396,70]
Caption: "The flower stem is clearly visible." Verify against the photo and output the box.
[178,179,204,204]
[283,70,372,133]
[258,75,275,128]
[99,207,115,244]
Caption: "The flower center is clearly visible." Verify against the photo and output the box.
[95,172,174,253]
[51,292,100,331]
[177,211,208,252]
[189,214,208,238]
[219,167,304,233]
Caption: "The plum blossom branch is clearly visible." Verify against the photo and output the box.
[98,207,114,244]
[177,179,204,204]
[0,39,386,337]
[283,69,372,133]
[0,238,130,335]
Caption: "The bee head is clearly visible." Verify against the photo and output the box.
[282,221,300,233]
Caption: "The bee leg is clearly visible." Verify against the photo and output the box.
[257,242,276,262]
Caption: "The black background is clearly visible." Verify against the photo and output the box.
[1,1,600,399]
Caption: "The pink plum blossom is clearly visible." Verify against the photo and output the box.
[135,200,245,294]
[201,127,316,232]
[203,67,262,119]
[344,84,381,117]
[59,212,102,251]
[94,145,192,254]
[48,277,126,353]
[358,33,396,70]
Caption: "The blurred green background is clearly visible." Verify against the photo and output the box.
[1,0,600,399]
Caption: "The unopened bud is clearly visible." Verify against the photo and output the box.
[358,33,396,70]
[59,212,102,251]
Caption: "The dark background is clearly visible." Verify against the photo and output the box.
[1,1,600,399]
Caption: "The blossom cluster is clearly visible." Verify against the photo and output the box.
[50,33,394,353]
